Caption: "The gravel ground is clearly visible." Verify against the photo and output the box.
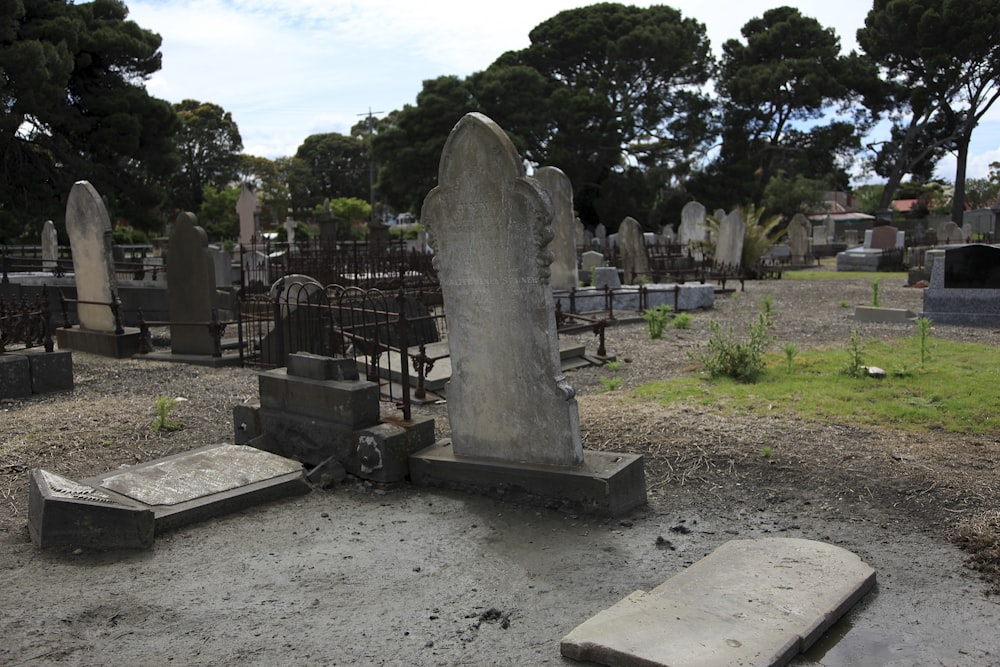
[1,273,999,666]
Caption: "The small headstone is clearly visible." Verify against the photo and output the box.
[580,250,605,282]
[869,225,900,250]
[65,181,119,332]
[940,220,965,244]
[714,209,745,269]
[787,213,810,264]
[618,216,649,284]
[535,166,578,291]
[422,113,582,467]
[845,229,859,246]
[575,217,587,252]
[283,216,296,247]
[166,212,218,355]
[41,220,58,270]
[679,201,707,250]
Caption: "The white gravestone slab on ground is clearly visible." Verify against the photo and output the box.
[535,166,578,291]
[423,113,582,468]
[65,181,119,332]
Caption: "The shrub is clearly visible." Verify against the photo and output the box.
[673,313,693,329]
[697,298,775,383]
[644,304,673,339]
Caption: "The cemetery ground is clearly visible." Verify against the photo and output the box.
[2,273,999,666]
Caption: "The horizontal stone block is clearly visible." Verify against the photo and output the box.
[286,352,359,381]
[25,349,74,393]
[256,407,355,467]
[232,400,261,445]
[258,369,379,427]
[410,443,646,517]
[0,353,31,399]
[55,327,141,358]
[29,469,154,550]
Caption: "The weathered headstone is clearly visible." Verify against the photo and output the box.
[41,220,58,271]
[413,112,644,515]
[236,184,259,246]
[787,213,811,264]
[283,216,296,247]
[714,209,746,270]
[535,166,578,291]
[940,220,966,244]
[618,217,649,284]
[166,212,218,355]
[575,217,587,253]
[422,114,580,467]
[580,250,605,282]
[65,181,119,332]
[679,201,707,250]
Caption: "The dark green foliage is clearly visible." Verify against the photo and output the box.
[292,132,368,212]
[698,298,775,383]
[0,0,179,240]
[170,100,243,213]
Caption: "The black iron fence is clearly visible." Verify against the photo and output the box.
[0,287,54,353]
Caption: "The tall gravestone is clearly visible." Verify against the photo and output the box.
[57,182,140,357]
[535,166,578,291]
[412,113,645,515]
[66,181,119,332]
[166,213,218,356]
[618,216,649,284]
[41,220,59,271]
[594,223,607,251]
[787,214,811,264]
[715,209,746,269]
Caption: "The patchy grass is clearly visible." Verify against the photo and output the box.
[635,335,1000,435]
[785,270,909,281]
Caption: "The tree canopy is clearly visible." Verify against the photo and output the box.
[858,0,1000,220]
[170,99,243,213]
[0,0,178,239]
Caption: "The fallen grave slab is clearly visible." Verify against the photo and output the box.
[560,537,875,667]
[29,444,309,549]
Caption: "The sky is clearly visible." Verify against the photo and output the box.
[127,0,1000,183]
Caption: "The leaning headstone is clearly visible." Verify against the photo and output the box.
[787,213,811,264]
[618,216,649,284]
[166,212,218,356]
[413,112,645,516]
[714,209,745,270]
[41,220,58,271]
[535,166,578,291]
[65,181,119,332]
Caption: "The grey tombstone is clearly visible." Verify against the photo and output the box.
[679,201,706,250]
[826,216,837,243]
[535,166,578,291]
[580,250,605,280]
[575,217,587,252]
[283,216,296,247]
[422,113,581,467]
[787,213,811,264]
[236,184,258,247]
[41,220,58,271]
[166,212,218,355]
[940,221,965,244]
[594,223,607,251]
[414,112,645,515]
[714,209,746,270]
[845,229,859,246]
[618,216,649,284]
[65,181,119,332]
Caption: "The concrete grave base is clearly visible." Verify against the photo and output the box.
[56,326,141,358]
[409,440,647,517]
[560,537,875,667]
[28,444,309,549]
[852,306,917,323]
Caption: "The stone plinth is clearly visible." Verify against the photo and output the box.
[409,441,646,517]
[56,326,141,358]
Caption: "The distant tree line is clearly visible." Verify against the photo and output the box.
[2,0,999,243]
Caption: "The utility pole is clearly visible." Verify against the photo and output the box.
[358,108,384,228]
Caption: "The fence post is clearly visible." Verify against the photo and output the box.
[137,310,152,354]
[395,289,412,421]
[41,286,54,352]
